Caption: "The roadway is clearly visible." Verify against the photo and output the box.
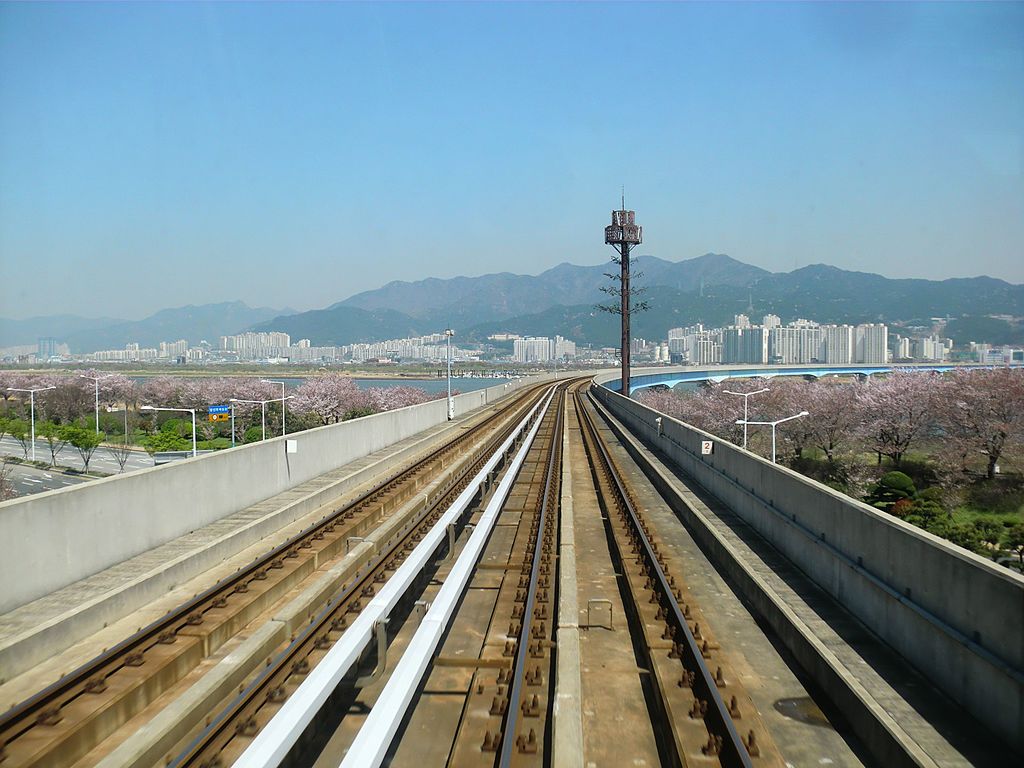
[0,435,154,475]
[1,462,88,497]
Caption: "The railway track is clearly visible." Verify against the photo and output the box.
[167,386,558,768]
[333,382,566,767]
[2,376,829,768]
[575,386,781,768]
[209,379,784,767]
[428,380,564,767]
[0,383,549,768]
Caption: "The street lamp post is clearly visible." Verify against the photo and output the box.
[722,387,770,449]
[261,380,288,436]
[736,411,809,464]
[141,405,197,458]
[79,373,114,434]
[231,396,294,442]
[7,386,56,462]
[444,328,455,420]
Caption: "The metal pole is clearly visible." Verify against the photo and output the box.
[771,424,777,464]
[743,395,749,449]
[281,382,286,436]
[94,379,100,433]
[191,410,197,458]
[621,242,631,398]
[261,402,266,441]
[231,403,236,448]
[447,333,452,419]
[29,392,36,462]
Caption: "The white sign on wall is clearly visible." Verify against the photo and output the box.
[701,440,714,456]
[286,439,298,454]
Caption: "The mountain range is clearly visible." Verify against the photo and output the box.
[254,255,1024,346]
[4,255,1023,353]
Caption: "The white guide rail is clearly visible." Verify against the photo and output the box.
[337,387,554,767]
[233,386,554,768]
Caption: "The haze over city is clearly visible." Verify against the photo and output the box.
[2,1,1022,321]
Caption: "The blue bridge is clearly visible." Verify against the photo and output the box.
[603,362,1013,394]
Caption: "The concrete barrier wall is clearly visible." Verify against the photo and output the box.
[592,379,1024,750]
[0,374,567,614]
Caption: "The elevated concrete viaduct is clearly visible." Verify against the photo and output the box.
[596,365,1024,754]
[0,365,1020,766]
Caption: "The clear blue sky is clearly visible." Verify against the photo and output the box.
[1,1,1021,320]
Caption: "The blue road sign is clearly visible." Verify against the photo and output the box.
[208,404,230,415]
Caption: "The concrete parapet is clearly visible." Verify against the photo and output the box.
[592,377,1024,753]
[0,374,568,615]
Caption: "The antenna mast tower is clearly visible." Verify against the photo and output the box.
[604,197,642,398]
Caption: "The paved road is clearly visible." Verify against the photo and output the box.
[0,435,154,474]
[1,462,89,498]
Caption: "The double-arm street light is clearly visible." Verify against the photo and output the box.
[7,386,57,461]
[722,387,770,449]
[260,380,288,435]
[736,411,809,464]
[80,373,115,434]
[140,405,197,458]
[230,396,294,442]
[445,328,455,420]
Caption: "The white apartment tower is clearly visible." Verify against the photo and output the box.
[855,324,888,364]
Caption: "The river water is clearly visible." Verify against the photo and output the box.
[127,375,511,394]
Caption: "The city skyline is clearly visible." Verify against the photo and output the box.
[1,2,1022,320]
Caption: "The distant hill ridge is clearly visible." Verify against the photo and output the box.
[252,254,1024,347]
[5,255,1022,352]
[335,253,767,320]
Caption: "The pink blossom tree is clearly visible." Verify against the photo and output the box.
[858,370,937,467]
[803,379,862,467]
[934,368,1024,479]
[291,375,368,425]
[363,385,437,412]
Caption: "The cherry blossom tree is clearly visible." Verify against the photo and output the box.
[0,462,16,500]
[753,378,816,461]
[363,385,439,413]
[803,380,861,467]
[139,376,185,408]
[934,368,1024,479]
[291,375,368,425]
[858,370,937,467]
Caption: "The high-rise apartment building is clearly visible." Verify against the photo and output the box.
[513,337,554,363]
[158,339,189,358]
[769,321,822,364]
[722,326,768,364]
[690,334,722,365]
[553,336,576,360]
[855,324,888,364]
[820,325,854,364]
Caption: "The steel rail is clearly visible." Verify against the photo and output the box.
[576,390,754,768]
[0,383,547,761]
[166,385,552,768]
[337,386,557,768]
[228,385,554,768]
[497,389,563,767]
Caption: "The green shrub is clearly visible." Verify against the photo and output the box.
[866,471,916,513]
